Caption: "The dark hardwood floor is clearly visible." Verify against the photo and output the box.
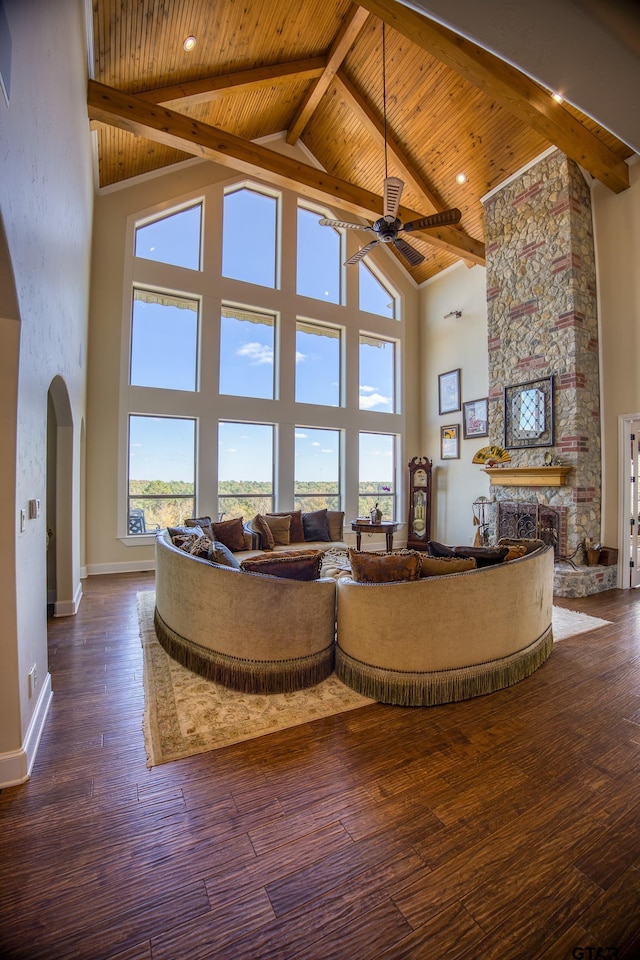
[1,572,640,959]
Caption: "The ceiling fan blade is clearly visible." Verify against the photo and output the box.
[345,240,380,265]
[402,208,462,231]
[392,237,425,267]
[383,177,404,220]
[319,217,372,232]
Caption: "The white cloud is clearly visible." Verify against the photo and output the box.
[311,441,320,447]
[295,431,307,439]
[237,342,274,365]
[321,448,333,454]
[359,392,391,410]
[295,350,306,364]
[360,384,377,394]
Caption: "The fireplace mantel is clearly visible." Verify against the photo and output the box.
[482,465,572,487]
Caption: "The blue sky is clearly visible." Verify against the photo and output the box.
[131,192,398,485]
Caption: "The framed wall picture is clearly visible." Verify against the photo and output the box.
[438,368,461,415]
[463,397,489,439]
[504,376,554,449]
[440,424,460,460]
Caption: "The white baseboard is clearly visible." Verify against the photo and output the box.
[54,580,83,617]
[0,673,53,788]
[80,565,87,580]
[86,558,155,576]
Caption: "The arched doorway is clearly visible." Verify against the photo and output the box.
[47,376,76,616]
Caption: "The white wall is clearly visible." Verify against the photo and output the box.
[420,262,490,545]
[0,0,93,785]
[592,160,640,547]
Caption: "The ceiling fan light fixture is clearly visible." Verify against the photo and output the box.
[183,35,197,52]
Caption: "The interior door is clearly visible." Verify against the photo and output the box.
[631,422,640,587]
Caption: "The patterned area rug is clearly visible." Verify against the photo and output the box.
[139,589,611,767]
[138,591,374,767]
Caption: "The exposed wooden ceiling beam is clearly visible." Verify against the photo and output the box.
[87,80,485,265]
[334,70,442,215]
[286,4,370,145]
[357,0,630,193]
[135,58,327,108]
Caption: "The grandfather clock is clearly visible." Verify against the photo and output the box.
[407,456,432,551]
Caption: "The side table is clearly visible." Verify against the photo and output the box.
[351,520,399,552]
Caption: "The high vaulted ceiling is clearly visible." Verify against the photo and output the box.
[88,0,636,283]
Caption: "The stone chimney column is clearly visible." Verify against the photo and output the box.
[482,149,601,560]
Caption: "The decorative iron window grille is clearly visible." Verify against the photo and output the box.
[504,376,554,449]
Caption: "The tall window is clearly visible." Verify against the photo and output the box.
[123,181,405,538]
[295,427,341,511]
[359,335,396,413]
[295,320,341,407]
[219,306,276,400]
[222,186,277,288]
[296,206,341,303]
[128,415,195,533]
[130,289,198,391]
[218,421,274,519]
[359,432,396,520]
[135,203,202,271]
[359,261,396,318]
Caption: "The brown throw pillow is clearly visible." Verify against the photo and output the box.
[263,514,290,546]
[240,551,323,581]
[419,556,477,577]
[348,550,421,583]
[327,510,345,542]
[251,514,275,550]
[504,544,528,562]
[212,517,246,552]
[267,510,305,543]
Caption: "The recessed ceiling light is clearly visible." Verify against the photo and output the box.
[455,173,467,185]
[183,36,197,52]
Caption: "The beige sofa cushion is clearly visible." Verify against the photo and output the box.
[264,513,291,546]
[268,510,305,543]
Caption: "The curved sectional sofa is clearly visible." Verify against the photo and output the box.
[154,530,340,694]
[154,530,555,705]
[335,541,555,706]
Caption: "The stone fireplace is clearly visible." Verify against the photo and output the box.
[482,149,613,595]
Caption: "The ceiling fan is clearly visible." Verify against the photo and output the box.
[319,22,461,268]
[319,179,461,267]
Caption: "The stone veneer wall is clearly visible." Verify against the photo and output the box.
[483,150,600,562]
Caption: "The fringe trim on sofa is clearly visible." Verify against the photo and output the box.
[335,627,554,706]
[154,608,335,694]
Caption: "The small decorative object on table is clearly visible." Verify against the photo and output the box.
[370,502,383,523]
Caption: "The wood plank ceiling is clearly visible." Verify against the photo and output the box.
[88,0,635,283]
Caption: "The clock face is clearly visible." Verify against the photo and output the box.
[414,468,427,487]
